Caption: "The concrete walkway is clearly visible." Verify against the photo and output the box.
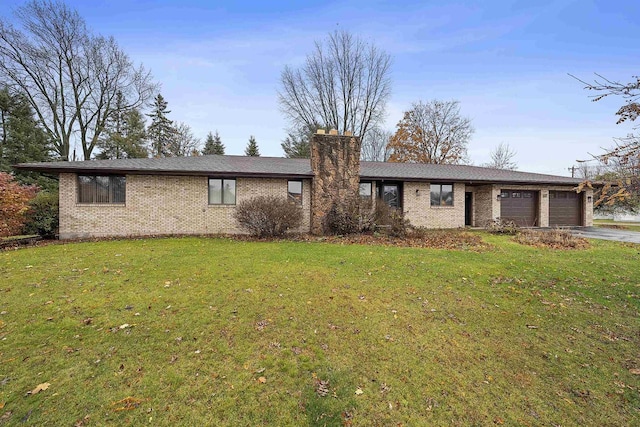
[566,227,640,244]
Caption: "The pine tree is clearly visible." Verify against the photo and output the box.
[203,130,225,155]
[97,92,148,159]
[146,94,176,157]
[245,135,260,156]
[0,87,54,189]
[281,123,319,158]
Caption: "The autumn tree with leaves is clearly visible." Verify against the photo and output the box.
[574,73,640,208]
[387,100,474,164]
[0,172,37,237]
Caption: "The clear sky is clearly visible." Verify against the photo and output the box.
[2,0,639,175]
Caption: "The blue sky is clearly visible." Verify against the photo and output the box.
[3,0,639,175]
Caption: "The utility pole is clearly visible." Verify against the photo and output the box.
[568,165,576,178]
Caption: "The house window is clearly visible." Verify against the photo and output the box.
[359,182,372,198]
[77,175,125,204]
[288,180,302,205]
[430,184,454,206]
[209,178,236,205]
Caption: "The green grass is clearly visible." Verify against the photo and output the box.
[1,235,639,426]
[594,219,640,232]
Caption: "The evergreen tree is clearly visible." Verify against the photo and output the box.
[146,94,176,157]
[244,135,260,156]
[97,92,148,159]
[281,123,319,158]
[203,130,225,155]
[0,87,54,189]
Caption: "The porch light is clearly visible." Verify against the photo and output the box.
[415,189,420,197]
[496,194,501,201]
[587,195,592,202]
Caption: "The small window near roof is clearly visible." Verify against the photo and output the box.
[288,180,302,205]
[430,184,454,206]
[77,175,126,204]
[359,182,372,198]
[209,178,236,205]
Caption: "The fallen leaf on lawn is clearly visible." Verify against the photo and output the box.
[315,378,330,397]
[74,415,90,427]
[0,402,4,409]
[119,324,131,329]
[526,325,538,329]
[355,387,364,395]
[630,368,640,375]
[27,382,50,396]
[257,377,266,384]
[255,367,265,374]
[112,396,144,411]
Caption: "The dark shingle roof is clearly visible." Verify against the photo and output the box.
[15,155,583,185]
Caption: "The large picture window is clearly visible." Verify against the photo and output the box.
[77,175,126,204]
[288,180,302,205]
[430,183,454,206]
[209,178,236,205]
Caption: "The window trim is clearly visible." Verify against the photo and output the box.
[287,180,303,205]
[430,183,454,207]
[208,177,237,205]
[77,174,126,205]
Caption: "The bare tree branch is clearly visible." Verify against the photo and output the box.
[483,142,517,170]
[278,30,391,139]
[0,0,157,160]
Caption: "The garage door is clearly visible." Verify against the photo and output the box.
[500,190,537,226]
[549,191,582,226]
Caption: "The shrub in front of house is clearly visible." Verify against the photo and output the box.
[485,218,519,235]
[24,191,59,238]
[372,198,411,237]
[234,195,303,238]
[324,201,361,235]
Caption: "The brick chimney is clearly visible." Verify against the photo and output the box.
[310,129,362,234]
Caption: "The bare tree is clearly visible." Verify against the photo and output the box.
[361,126,392,161]
[0,0,156,160]
[387,100,474,164]
[166,122,200,157]
[483,142,517,170]
[278,30,391,140]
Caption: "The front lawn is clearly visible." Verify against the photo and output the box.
[0,235,639,426]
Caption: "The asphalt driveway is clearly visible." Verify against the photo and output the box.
[567,227,640,244]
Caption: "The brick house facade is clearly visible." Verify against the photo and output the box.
[17,132,593,239]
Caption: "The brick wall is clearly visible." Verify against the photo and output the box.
[403,182,466,228]
[59,173,311,239]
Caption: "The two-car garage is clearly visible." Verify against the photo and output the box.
[499,189,582,227]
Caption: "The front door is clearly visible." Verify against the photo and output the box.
[465,192,472,226]
[381,184,400,209]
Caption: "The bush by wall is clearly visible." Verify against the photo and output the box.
[234,195,303,238]
[24,190,59,238]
